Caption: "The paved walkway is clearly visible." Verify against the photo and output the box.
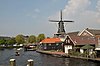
[48,51,65,55]
[36,50,68,57]
[36,50,100,62]
[36,50,65,54]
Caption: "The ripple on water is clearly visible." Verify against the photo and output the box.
[0,49,100,66]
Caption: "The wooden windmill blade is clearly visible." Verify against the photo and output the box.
[49,10,74,22]
[49,20,60,22]
[49,10,74,35]
[63,20,74,22]
[49,20,74,22]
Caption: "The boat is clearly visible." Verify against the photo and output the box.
[24,44,37,51]
[15,51,20,56]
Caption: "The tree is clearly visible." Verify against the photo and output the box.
[15,34,25,44]
[6,38,16,45]
[0,39,6,45]
[37,34,45,42]
[81,44,94,58]
[28,35,36,43]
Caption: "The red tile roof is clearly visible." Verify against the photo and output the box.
[69,35,98,45]
[66,29,99,45]
[86,28,100,35]
[41,38,62,43]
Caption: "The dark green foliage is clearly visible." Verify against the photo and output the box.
[81,44,94,49]
[37,34,45,42]
[0,39,6,45]
[0,33,46,45]
[69,50,80,56]
[15,34,25,44]
[28,35,36,43]
[6,38,16,44]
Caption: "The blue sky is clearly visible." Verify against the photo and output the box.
[0,0,100,37]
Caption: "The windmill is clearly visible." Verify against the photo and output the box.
[49,10,74,37]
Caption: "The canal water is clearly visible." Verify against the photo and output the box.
[0,48,100,66]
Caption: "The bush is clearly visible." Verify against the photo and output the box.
[68,50,80,56]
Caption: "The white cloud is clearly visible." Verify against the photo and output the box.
[63,0,91,19]
[49,0,91,20]
[49,0,100,32]
[96,0,100,12]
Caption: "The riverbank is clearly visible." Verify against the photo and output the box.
[36,50,69,58]
[70,55,100,62]
[1,49,99,66]
[36,50,100,62]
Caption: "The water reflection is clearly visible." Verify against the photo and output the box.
[0,49,100,66]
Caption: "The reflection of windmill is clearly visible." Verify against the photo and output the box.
[49,10,74,37]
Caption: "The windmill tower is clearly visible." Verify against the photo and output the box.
[49,10,74,38]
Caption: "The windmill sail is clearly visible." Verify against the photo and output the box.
[49,10,74,34]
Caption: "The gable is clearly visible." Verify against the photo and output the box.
[81,30,93,36]
[78,29,94,36]
[67,28,98,46]
[87,29,100,35]
[64,36,75,45]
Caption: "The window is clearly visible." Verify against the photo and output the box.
[68,40,70,43]
[56,43,59,46]
[66,39,70,43]
[49,44,51,46]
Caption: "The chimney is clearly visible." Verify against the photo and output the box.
[86,28,89,30]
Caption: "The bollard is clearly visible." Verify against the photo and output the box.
[10,59,16,66]
[27,59,34,66]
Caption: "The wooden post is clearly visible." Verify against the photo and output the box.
[10,59,16,66]
[27,59,34,66]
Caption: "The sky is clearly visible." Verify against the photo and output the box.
[0,0,100,37]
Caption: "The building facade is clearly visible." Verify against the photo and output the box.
[40,38,63,50]
[64,28,100,55]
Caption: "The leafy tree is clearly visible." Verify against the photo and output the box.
[37,34,45,42]
[28,35,36,43]
[6,38,16,45]
[0,39,6,45]
[15,34,25,44]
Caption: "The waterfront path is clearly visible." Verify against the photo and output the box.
[70,55,100,61]
[36,50,65,55]
[36,50,68,57]
[36,50,100,62]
